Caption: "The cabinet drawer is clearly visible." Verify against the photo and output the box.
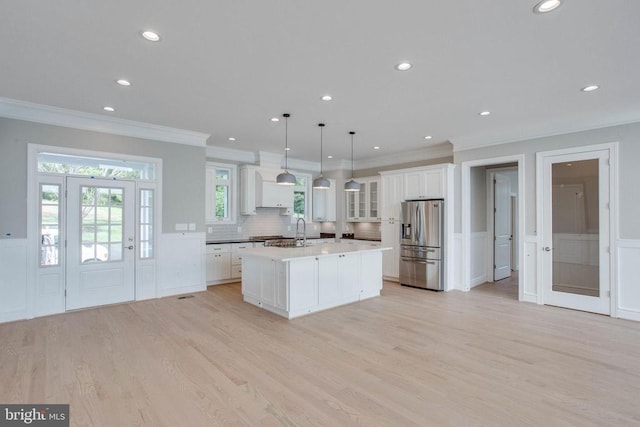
[232,252,244,265]
[206,243,231,254]
[231,242,252,251]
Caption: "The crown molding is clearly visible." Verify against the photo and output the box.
[352,143,453,170]
[205,145,257,164]
[205,146,320,172]
[451,118,640,153]
[0,98,210,147]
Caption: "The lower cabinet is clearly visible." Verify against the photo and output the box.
[206,242,256,284]
[242,251,383,319]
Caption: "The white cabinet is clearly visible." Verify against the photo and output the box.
[312,178,337,222]
[381,174,403,221]
[346,176,381,222]
[206,244,231,282]
[403,168,444,200]
[380,173,404,280]
[242,249,383,318]
[240,166,293,215]
[231,242,252,279]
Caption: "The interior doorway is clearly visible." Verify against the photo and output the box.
[461,154,525,301]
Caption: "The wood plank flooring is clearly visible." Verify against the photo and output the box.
[2,281,640,426]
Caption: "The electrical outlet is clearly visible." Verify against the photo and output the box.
[175,223,188,231]
[188,223,196,231]
[237,226,242,233]
[287,226,291,231]
[207,226,213,233]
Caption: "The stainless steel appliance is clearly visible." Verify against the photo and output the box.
[400,199,444,290]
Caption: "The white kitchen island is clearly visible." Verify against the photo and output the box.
[240,243,390,319]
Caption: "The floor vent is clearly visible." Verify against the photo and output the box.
[178,295,195,300]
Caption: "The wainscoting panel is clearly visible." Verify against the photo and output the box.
[157,232,206,297]
[0,239,28,323]
[617,240,640,321]
[136,260,157,301]
[470,232,488,288]
[523,235,538,303]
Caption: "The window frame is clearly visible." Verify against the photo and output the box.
[291,172,312,223]
[206,161,237,224]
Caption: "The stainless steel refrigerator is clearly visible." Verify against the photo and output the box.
[400,199,444,290]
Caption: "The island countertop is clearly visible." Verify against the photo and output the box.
[240,242,390,262]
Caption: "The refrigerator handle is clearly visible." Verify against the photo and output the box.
[415,205,420,243]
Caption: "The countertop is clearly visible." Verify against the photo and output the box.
[240,242,390,262]
[206,236,329,245]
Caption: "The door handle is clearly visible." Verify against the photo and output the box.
[127,245,135,250]
[543,246,552,252]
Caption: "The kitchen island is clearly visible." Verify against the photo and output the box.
[240,243,390,319]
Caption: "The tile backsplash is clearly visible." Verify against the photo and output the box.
[351,222,381,240]
[206,208,322,241]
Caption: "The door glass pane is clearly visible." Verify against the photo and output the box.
[358,183,367,218]
[80,186,124,263]
[551,159,599,296]
[370,181,378,218]
[140,189,154,259]
[40,184,60,266]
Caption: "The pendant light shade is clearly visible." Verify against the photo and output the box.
[312,123,331,189]
[344,131,360,192]
[277,113,296,185]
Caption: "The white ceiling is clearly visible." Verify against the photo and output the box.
[1,0,639,164]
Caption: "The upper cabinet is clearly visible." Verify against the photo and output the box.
[240,165,293,216]
[346,176,381,222]
[312,178,337,222]
[404,168,444,200]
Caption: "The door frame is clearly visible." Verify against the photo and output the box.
[461,154,526,299]
[535,142,618,316]
[27,143,162,318]
[486,166,518,282]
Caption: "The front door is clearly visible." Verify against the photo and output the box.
[66,177,136,310]
[541,150,611,314]
[494,173,512,281]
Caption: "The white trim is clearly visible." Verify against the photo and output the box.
[451,118,640,153]
[461,155,525,302]
[206,145,257,164]
[486,167,518,282]
[535,142,618,316]
[205,161,238,225]
[0,97,209,147]
[353,143,452,170]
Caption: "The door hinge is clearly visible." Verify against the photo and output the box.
[64,240,67,248]
[607,290,611,297]
[494,264,496,269]
[64,289,67,297]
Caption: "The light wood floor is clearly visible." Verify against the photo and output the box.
[2,281,640,426]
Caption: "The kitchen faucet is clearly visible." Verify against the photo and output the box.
[295,217,306,247]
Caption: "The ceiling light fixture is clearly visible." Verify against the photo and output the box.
[327,155,333,159]
[321,95,333,101]
[395,62,412,71]
[276,113,296,185]
[116,79,131,86]
[271,117,279,122]
[533,0,563,14]
[479,111,491,116]
[424,135,432,140]
[581,85,600,92]
[141,31,160,42]
[103,106,115,112]
[373,146,380,150]
[344,131,360,192]
[228,137,236,141]
[312,123,330,189]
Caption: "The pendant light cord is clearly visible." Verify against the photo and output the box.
[350,131,355,179]
[284,114,288,170]
[319,123,324,176]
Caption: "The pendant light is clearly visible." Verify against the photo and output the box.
[276,113,296,185]
[312,123,330,189]
[344,131,360,192]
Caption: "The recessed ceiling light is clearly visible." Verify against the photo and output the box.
[479,111,491,116]
[271,117,279,122]
[581,85,600,92]
[533,0,562,14]
[373,146,380,150]
[321,95,333,101]
[395,62,413,71]
[284,147,291,151]
[228,137,236,141]
[424,135,432,140]
[141,31,160,42]
[103,106,115,112]
[116,79,131,86]
[567,163,573,167]
[327,155,333,159]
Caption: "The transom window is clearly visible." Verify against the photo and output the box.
[38,152,155,180]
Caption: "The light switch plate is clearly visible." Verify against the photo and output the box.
[207,226,213,233]
[175,223,188,231]
[237,226,242,233]
[188,223,196,231]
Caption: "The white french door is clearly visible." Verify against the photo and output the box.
[541,149,611,314]
[66,177,136,310]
